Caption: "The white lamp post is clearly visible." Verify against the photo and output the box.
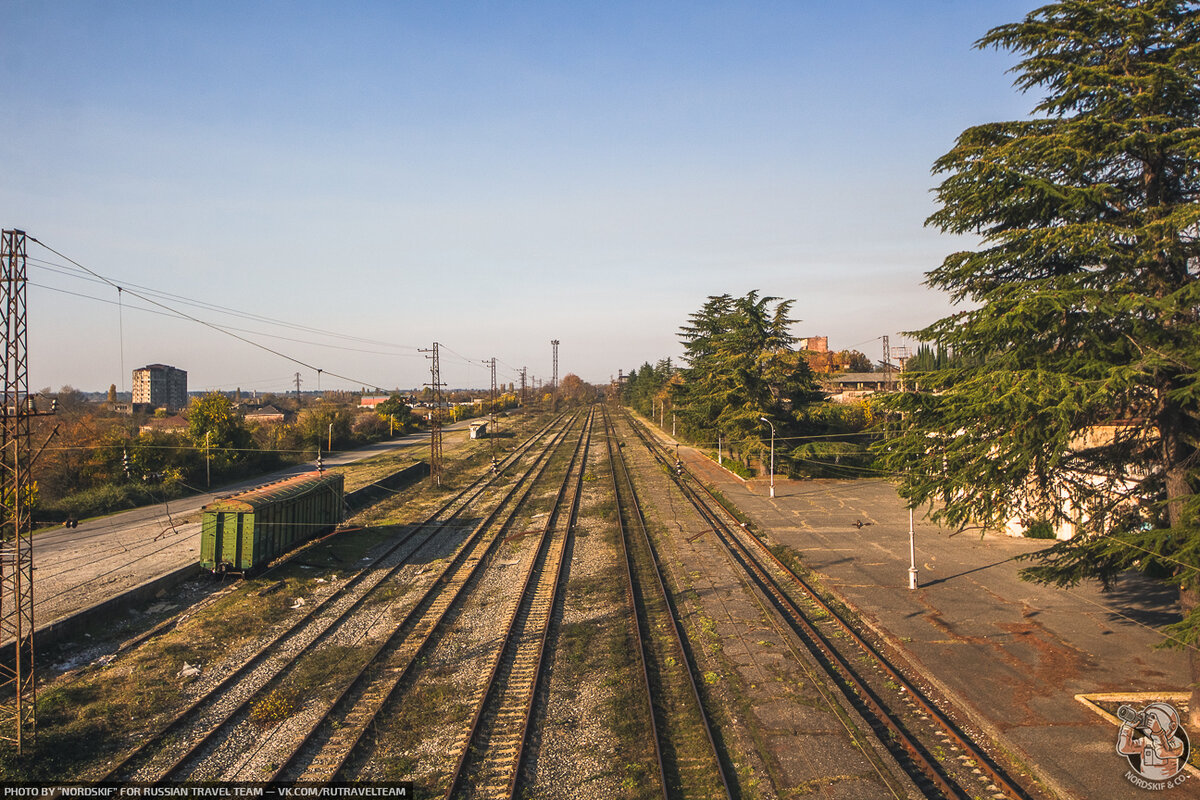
[908,507,918,590]
[759,416,775,498]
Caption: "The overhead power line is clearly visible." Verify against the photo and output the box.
[30,281,424,359]
[29,238,392,391]
[28,255,421,353]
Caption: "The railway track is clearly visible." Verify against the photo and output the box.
[622,408,1040,800]
[602,406,731,800]
[267,411,591,784]
[97,411,576,782]
[442,406,596,799]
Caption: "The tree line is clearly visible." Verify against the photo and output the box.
[31,389,423,524]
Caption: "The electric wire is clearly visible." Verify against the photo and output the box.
[29,281,423,360]
[34,245,534,392]
[30,238,391,391]
[28,255,421,353]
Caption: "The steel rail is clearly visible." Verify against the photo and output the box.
[604,408,669,798]
[166,412,577,782]
[686,461,1034,800]
[99,412,565,782]
[603,406,731,800]
[268,411,588,784]
[625,409,1035,800]
[442,406,596,799]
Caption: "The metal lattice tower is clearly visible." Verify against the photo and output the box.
[420,342,444,486]
[551,339,559,391]
[519,367,527,406]
[0,230,36,752]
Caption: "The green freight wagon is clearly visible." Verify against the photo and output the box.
[200,471,345,573]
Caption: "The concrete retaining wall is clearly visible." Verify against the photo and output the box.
[344,461,430,511]
[36,561,203,654]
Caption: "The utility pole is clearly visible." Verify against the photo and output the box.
[550,339,560,391]
[519,367,527,407]
[0,230,53,753]
[420,342,444,486]
[485,357,498,471]
[882,335,892,392]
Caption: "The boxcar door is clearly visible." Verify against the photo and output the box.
[205,512,224,569]
[220,512,243,568]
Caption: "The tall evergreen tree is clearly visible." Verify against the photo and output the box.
[876,1,1200,722]
[677,291,819,448]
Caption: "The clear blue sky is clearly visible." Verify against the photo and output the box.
[3,0,1037,394]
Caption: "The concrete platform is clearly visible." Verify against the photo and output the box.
[677,443,1194,800]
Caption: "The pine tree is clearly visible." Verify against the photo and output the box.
[876,1,1200,721]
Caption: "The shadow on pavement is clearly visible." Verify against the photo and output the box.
[920,554,1025,588]
[1099,572,1182,628]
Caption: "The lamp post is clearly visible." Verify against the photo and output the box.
[759,416,775,498]
[908,507,918,590]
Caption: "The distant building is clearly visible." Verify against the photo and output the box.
[245,405,287,425]
[824,372,894,403]
[139,414,189,435]
[359,395,390,409]
[798,336,828,353]
[132,364,188,410]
